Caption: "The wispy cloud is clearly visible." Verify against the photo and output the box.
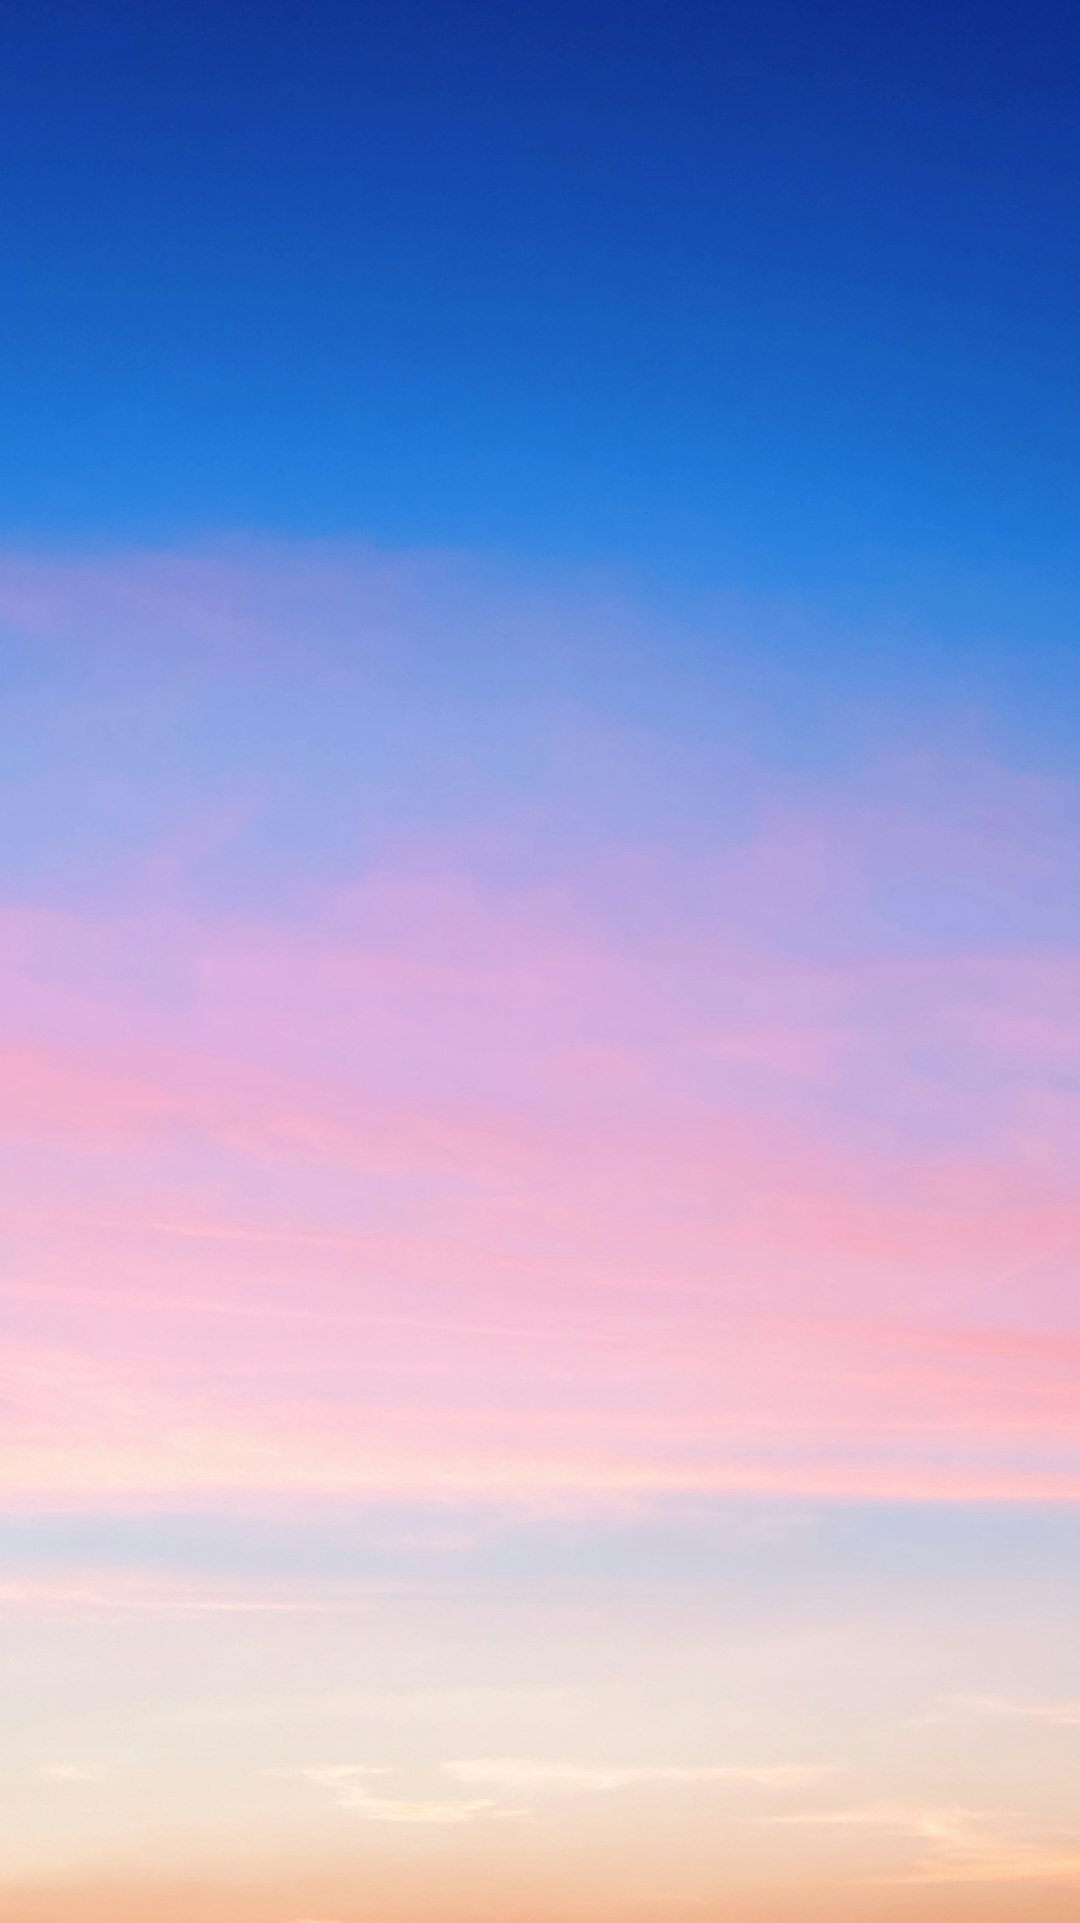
[0,1572,348,1616]
[950,1693,1080,1728]
[287,1757,831,1827]
[292,1765,513,1825]
[779,1803,1080,1885]
[443,1758,833,1793]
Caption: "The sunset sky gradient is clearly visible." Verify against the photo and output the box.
[3,2,1080,1918]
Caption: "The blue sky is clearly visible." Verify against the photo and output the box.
[5,0,1080,644]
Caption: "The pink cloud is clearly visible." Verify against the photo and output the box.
[2,548,1079,1513]
[1,886,1079,1507]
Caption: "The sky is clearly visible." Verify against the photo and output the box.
[2,3,1080,1919]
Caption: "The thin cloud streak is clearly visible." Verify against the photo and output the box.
[443,1759,835,1791]
[951,1695,1080,1728]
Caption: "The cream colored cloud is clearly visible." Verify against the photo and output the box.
[287,1755,826,1827]
[294,1764,507,1825]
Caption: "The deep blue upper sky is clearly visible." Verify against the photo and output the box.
[3,0,1078,639]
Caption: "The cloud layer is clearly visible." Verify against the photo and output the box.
[2,547,1080,1513]
[2,544,1080,1913]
